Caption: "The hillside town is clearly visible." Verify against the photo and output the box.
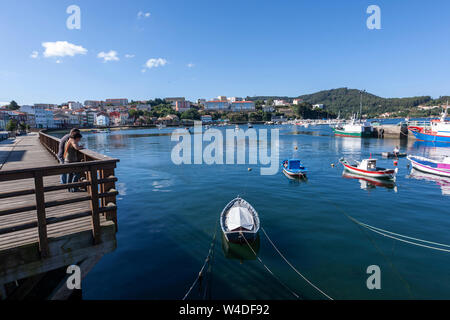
[0,96,329,133]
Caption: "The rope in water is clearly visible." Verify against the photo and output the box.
[182,221,218,300]
[240,232,301,300]
[261,227,333,300]
[346,215,450,253]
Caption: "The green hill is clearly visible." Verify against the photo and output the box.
[248,88,446,117]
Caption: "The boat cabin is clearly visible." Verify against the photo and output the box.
[358,159,377,171]
[283,159,305,170]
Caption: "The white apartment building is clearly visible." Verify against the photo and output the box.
[20,105,55,128]
[313,104,325,109]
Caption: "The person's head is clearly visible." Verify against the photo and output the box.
[71,132,83,143]
[70,128,80,135]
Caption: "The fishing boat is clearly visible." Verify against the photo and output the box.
[332,116,373,137]
[281,159,307,178]
[157,123,166,130]
[220,197,260,243]
[247,123,253,128]
[339,157,398,180]
[407,155,450,178]
[408,106,450,143]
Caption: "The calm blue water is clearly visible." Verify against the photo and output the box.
[64,125,450,300]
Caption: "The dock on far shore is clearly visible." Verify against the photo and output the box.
[0,132,119,300]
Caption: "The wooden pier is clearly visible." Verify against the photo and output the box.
[0,132,119,299]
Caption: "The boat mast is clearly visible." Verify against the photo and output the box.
[359,90,365,122]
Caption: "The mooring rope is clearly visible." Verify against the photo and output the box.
[347,216,450,253]
[240,232,301,299]
[182,220,218,300]
[261,227,333,300]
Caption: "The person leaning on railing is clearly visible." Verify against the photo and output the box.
[63,131,84,192]
[57,128,80,184]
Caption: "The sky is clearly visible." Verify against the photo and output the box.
[1,0,450,105]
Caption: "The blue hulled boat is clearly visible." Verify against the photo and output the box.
[408,106,450,143]
[282,159,307,178]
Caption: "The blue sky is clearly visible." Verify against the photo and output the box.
[0,0,449,105]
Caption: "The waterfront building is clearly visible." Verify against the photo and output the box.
[0,109,10,130]
[197,99,206,105]
[95,112,110,127]
[20,105,55,128]
[230,101,255,112]
[109,112,121,126]
[313,104,325,109]
[293,98,303,105]
[217,96,228,102]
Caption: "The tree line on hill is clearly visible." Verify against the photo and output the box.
[248,88,449,118]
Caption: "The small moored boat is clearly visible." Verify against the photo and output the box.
[407,155,450,178]
[282,159,307,178]
[220,197,260,243]
[381,152,407,158]
[340,157,398,180]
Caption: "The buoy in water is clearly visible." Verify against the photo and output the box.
[394,160,398,166]
[294,146,298,150]
[248,168,252,171]
[331,163,335,168]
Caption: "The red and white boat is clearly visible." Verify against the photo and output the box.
[339,157,398,180]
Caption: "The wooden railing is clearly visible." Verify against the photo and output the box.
[0,131,119,258]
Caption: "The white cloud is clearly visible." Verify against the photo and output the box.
[97,50,120,62]
[125,54,135,58]
[56,60,62,64]
[137,11,151,19]
[30,51,39,59]
[142,58,168,72]
[42,41,87,58]
[187,63,195,68]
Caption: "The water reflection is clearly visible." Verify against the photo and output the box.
[221,233,260,262]
[408,168,450,196]
[342,171,397,192]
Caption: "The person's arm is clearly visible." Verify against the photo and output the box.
[70,139,84,150]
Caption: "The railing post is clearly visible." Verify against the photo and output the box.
[88,166,101,244]
[34,171,49,258]
[101,167,118,229]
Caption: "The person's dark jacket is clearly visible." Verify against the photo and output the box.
[57,133,71,161]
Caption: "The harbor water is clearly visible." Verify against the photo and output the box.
[60,125,450,299]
